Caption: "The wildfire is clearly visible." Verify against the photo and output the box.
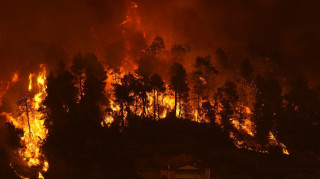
[28,74,33,91]
[1,65,49,178]
[269,131,290,155]
[101,0,292,157]
[228,106,289,155]
[0,72,19,106]
[231,106,255,136]
[12,72,19,83]
[121,1,140,26]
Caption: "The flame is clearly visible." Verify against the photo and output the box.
[103,0,290,157]
[268,131,290,155]
[231,106,255,136]
[28,74,33,91]
[228,105,289,155]
[12,72,19,83]
[1,65,49,178]
[121,1,140,26]
[0,72,19,106]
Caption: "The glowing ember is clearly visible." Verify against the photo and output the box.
[269,131,290,155]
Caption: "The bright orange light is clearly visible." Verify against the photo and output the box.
[1,65,49,178]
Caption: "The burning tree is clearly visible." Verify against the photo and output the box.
[192,56,218,122]
[254,75,283,148]
[169,63,189,118]
[112,73,135,126]
[216,81,239,133]
[17,94,34,134]
[150,73,166,120]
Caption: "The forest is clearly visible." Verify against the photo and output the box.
[1,35,320,178]
[0,0,320,178]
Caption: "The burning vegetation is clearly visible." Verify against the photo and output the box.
[0,0,320,178]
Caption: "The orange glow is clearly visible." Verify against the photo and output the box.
[1,65,49,178]
[12,72,19,83]
[0,72,19,106]
[28,74,33,91]
[269,131,290,155]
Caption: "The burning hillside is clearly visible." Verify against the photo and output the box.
[0,0,320,178]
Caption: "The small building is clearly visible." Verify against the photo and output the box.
[160,164,210,179]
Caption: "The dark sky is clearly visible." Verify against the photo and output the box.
[0,0,319,83]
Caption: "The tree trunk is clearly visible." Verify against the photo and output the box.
[179,93,181,118]
[79,73,83,100]
[142,95,146,118]
[120,102,124,127]
[174,90,177,117]
[157,91,160,120]
[197,92,200,122]
[153,89,156,120]
[135,96,138,115]
[25,103,31,134]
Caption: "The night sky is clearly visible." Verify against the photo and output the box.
[0,0,319,82]
[1,1,320,178]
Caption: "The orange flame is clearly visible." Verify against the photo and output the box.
[1,65,49,178]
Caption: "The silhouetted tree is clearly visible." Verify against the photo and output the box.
[279,75,320,153]
[17,94,34,133]
[218,81,238,132]
[135,61,152,118]
[171,44,190,63]
[150,36,165,60]
[150,73,166,120]
[44,61,78,129]
[216,48,229,68]
[169,63,189,118]
[81,54,108,128]
[71,54,87,99]
[202,100,216,125]
[253,75,282,146]
[240,58,253,83]
[125,73,140,115]
[192,56,218,122]
[113,73,135,126]
[43,61,78,177]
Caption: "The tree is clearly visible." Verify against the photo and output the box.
[82,54,108,127]
[113,73,136,126]
[253,75,282,146]
[113,84,131,126]
[44,61,78,126]
[240,58,254,83]
[192,56,218,122]
[149,36,165,59]
[71,54,87,100]
[150,73,166,120]
[17,94,34,133]
[218,81,238,132]
[202,100,216,125]
[169,63,189,118]
[171,44,190,63]
[216,48,229,68]
[42,61,78,177]
[279,75,320,153]
[134,60,153,118]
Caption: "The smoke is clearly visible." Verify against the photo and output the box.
[0,0,319,83]
[0,0,127,81]
[138,0,320,83]
[0,1,318,176]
